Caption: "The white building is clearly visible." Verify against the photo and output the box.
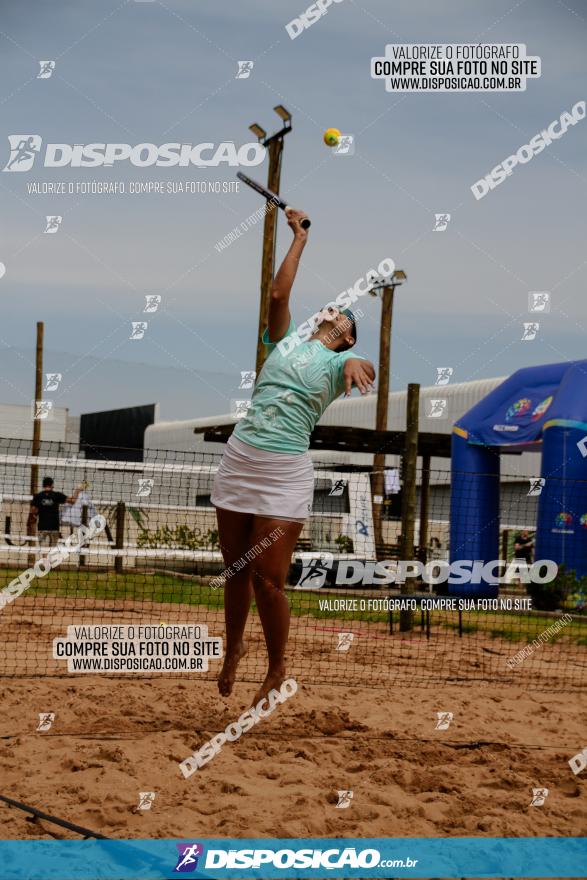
[0,402,73,444]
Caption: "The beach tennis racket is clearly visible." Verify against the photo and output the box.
[236,172,311,229]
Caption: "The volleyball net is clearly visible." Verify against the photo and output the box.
[0,438,585,690]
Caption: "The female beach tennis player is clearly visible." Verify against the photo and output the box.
[211,208,376,705]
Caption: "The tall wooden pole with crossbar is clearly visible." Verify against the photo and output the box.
[249,108,293,379]
[369,271,407,557]
[372,285,394,557]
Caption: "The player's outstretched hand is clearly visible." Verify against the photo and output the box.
[343,359,376,396]
[285,207,309,241]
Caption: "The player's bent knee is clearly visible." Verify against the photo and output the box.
[251,566,283,592]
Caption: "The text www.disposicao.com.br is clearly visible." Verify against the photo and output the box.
[70,657,201,671]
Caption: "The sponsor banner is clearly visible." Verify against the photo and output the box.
[0,837,585,878]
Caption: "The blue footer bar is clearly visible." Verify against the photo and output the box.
[0,837,586,879]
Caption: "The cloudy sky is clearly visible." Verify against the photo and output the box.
[0,0,585,421]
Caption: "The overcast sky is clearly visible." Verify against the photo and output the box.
[0,0,585,420]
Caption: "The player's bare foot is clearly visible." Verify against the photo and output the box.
[251,664,285,708]
[217,640,247,697]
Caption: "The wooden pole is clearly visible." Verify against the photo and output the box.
[419,454,431,562]
[254,136,284,377]
[501,528,509,564]
[399,382,420,632]
[27,322,44,565]
[79,504,88,568]
[372,285,395,558]
[114,501,126,574]
[30,322,44,497]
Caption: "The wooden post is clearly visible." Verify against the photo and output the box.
[254,137,284,378]
[372,285,395,558]
[399,383,420,632]
[114,501,125,574]
[79,504,88,568]
[419,454,431,562]
[30,322,44,492]
[28,322,44,566]
[501,528,509,564]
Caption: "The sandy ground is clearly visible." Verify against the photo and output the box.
[1,672,586,843]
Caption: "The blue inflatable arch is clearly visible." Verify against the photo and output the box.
[449,360,587,597]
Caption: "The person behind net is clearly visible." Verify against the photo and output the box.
[428,536,445,561]
[211,207,376,706]
[513,528,534,564]
[30,476,81,552]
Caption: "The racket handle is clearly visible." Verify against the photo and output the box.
[284,205,311,229]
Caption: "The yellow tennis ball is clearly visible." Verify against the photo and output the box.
[323,127,341,147]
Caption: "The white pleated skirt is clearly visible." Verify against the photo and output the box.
[211,435,314,522]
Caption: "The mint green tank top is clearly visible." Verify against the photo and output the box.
[233,320,364,454]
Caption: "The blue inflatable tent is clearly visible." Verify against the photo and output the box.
[450,360,587,597]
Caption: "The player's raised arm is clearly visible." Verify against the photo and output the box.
[267,208,309,343]
[65,485,83,505]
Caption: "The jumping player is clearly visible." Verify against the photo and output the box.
[211,208,376,705]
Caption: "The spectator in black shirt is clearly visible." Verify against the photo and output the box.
[30,477,81,548]
[513,529,534,564]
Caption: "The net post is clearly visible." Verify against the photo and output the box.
[399,383,420,632]
[501,527,509,565]
[419,454,431,561]
[28,323,44,567]
[79,504,88,568]
[115,501,125,574]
